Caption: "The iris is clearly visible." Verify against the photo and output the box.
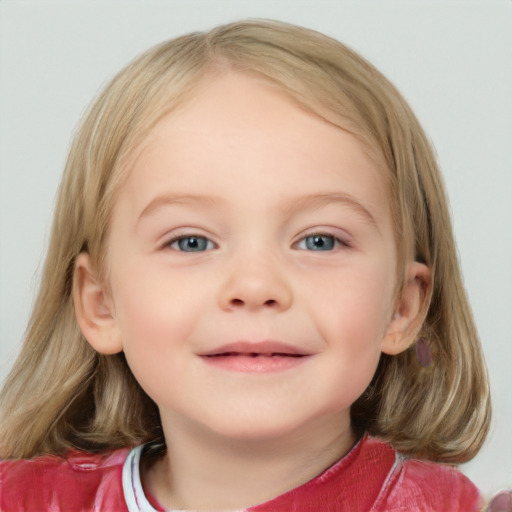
[173,236,212,252]
[304,235,335,251]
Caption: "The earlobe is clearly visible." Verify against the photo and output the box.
[381,262,431,356]
[73,253,123,355]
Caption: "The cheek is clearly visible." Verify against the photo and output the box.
[311,264,395,339]
[305,263,395,392]
[108,269,203,379]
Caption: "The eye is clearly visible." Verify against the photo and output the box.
[296,234,345,251]
[168,235,215,252]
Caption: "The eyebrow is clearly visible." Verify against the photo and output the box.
[280,192,379,230]
[137,191,379,230]
[137,193,225,222]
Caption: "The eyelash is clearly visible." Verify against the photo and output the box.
[164,231,350,253]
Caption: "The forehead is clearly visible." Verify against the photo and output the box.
[114,71,392,230]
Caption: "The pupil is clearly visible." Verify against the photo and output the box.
[314,236,324,247]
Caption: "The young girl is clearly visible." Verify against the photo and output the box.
[0,19,494,511]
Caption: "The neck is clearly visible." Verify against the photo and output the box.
[144,414,356,511]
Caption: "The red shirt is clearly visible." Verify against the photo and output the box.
[0,436,482,511]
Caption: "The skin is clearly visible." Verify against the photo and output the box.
[74,71,430,510]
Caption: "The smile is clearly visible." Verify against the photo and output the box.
[199,341,311,373]
[207,352,304,358]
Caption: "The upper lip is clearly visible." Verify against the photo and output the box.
[200,341,309,357]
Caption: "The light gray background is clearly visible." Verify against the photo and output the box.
[1,0,511,497]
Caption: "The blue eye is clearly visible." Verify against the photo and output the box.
[170,236,214,252]
[302,234,336,251]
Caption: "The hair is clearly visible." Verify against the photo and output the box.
[0,19,490,463]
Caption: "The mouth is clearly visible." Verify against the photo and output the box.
[199,341,311,373]
[201,340,308,357]
[206,352,305,358]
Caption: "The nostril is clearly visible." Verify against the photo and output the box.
[229,298,278,307]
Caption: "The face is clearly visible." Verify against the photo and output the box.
[97,72,404,443]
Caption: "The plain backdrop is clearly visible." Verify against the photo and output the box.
[1,0,511,497]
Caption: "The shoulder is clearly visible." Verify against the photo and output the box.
[0,447,130,512]
[374,451,483,512]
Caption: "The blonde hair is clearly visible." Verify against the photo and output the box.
[0,20,490,463]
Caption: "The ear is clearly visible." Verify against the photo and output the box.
[73,253,123,354]
[381,262,431,355]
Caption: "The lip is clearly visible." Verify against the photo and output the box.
[199,341,312,373]
[200,340,308,357]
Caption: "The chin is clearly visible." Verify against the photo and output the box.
[200,412,324,445]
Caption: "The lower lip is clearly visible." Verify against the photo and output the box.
[200,354,310,373]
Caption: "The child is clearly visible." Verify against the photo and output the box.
[0,19,493,511]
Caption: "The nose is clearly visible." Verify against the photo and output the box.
[217,253,293,312]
